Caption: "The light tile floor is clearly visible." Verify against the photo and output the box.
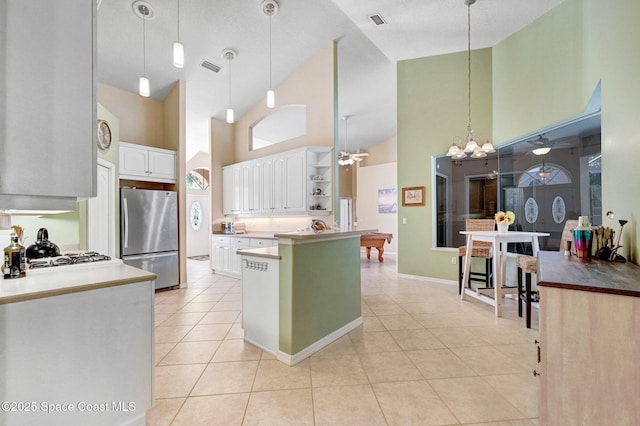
[147,255,540,425]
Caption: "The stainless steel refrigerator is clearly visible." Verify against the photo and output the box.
[120,188,179,290]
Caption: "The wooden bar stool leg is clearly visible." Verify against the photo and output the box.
[458,256,463,294]
[517,266,523,318]
[525,272,532,328]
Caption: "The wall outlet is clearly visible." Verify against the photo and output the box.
[402,218,407,225]
[451,257,456,265]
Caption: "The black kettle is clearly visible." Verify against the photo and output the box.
[26,228,61,259]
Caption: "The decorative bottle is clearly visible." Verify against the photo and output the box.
[4,232,26,279]
[573,216,593,258]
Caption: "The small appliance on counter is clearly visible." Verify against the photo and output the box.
[221,221,235,234]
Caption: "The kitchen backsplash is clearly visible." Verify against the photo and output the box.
[217,215,336,233]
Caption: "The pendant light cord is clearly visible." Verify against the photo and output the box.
[142,13,146,76]
[269,14,273,89]
[467,2,472,133]
[177,0,180,41]
[228,56,232,108]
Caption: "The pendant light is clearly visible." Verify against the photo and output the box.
[262,1,279,109]
[172,0,184,68]
[446,0,495,158]
[222,49,237,124]
[138,4,151,97]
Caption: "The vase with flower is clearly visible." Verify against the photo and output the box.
[495,211,515,233]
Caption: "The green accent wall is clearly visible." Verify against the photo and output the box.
[397,48,493,279]
[398,0,640,278]
[278,237,361,355]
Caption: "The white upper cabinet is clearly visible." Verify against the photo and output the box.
[119,142,176,183]
[0,0,96,210]
[222,146,332,217]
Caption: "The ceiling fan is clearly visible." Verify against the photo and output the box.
[527,133,574,154]
[338,115,369,166]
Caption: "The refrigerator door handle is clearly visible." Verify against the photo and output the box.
[123,197,129,249]
[123,252,177,261]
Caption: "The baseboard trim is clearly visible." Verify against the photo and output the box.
[397,273,457,286]
[276,316,363,366]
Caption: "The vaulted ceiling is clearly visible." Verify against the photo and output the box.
[97,0,565,155]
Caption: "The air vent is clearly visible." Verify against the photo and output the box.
[368,13,386,26]
[201,60,222,73]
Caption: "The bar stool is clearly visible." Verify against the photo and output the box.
[458,219,495,294]
[516,219,577,328]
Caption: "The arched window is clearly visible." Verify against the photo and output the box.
[186,167,210,190]
[518,163,572,187]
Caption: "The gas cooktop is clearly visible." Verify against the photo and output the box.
[28,251,112,269]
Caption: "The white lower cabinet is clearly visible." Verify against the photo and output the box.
[211,235,276,278]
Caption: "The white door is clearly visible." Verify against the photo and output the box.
[186,192,210,257]
[87,159,115,257]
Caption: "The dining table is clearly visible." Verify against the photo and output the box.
[459,230,549,316]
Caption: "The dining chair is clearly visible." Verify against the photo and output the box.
[516,219,578,328]
[458,219,495,294]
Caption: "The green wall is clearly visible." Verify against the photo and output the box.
[398,0,640,278]
[397,48,492,279]
[278,237,361,355]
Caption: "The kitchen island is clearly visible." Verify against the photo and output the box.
[0,261,156,426]
[239,228,370,365]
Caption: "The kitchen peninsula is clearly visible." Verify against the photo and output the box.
[239,228,370,365]
[0,261,156,426]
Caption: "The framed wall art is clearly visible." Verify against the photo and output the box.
[402,186,425,206]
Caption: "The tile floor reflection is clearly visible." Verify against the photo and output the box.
[147,255,540,425]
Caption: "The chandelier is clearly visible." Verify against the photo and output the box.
[445,0,495,160]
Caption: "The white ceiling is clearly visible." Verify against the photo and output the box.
[97,0,565,155]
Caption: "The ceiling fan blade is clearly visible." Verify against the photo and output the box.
[352,156,363,162]
[352,153,369,157]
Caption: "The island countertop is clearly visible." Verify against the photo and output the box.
[237,246,281,260]
[274,228,377,241]
[537,251,640,297]
[0,260,157,305]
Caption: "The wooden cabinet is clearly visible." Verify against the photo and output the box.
[222,146,332,217]
[119,142,176,183]
[537,252,640,424]
[211,235,276,278]
[0,0,96,210]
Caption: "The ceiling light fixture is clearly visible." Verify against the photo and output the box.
[532,146,551,156]
[222,48,237,124]
[262,1,279,109]
[172,0,184,68]
[446,0,495,159]
[137,3,151,97]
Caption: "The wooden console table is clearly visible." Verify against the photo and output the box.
[537,251,640,424]
[360,232,393,262]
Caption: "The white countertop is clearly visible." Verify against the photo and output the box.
[0,260,157,305]
[274,228,377,241]
[237,246,280,260]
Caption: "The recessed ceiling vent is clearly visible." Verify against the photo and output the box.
[368,13,387,26]
[201,60,222,73]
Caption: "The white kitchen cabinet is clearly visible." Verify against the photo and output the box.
[211,235,276,278]
[0,0,96,211]
[119,142,176,183]
[271,151,305,214]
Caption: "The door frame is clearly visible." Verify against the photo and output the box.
[87,158,116,258]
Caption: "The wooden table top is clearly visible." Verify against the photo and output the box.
[537,251,640,298]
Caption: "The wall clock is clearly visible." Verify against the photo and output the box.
[97,119,112,150]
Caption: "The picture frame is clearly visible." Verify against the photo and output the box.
[402,186,425,206]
